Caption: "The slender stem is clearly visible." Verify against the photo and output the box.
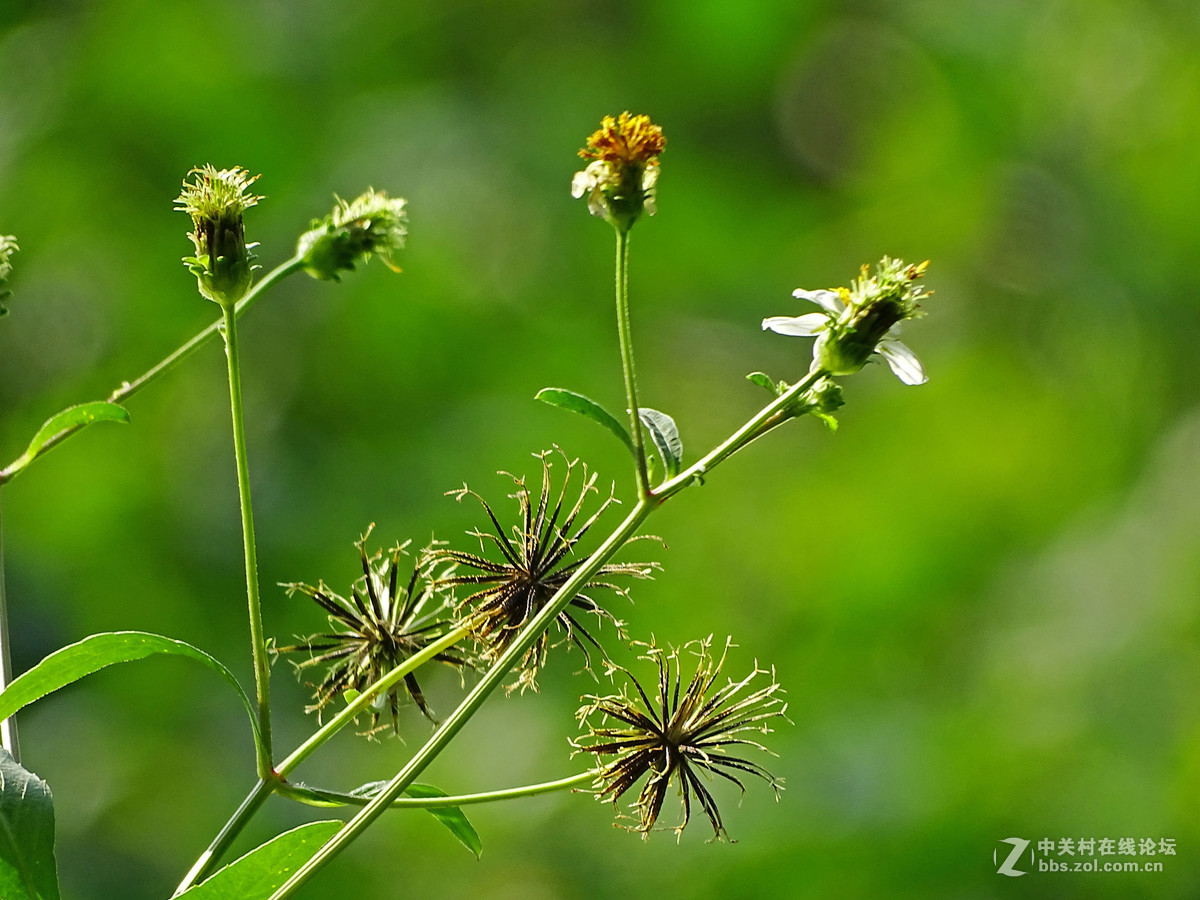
[279,771,594,809]
[268,499,654,899]
[614,230,651,500]
[654,364,828,503]
[0,255,304,484]
[172,777,273,897]
[176,621,476,892]
[219,300,272,777]
[0,496,17,761]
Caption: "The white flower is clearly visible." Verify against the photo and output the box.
[762,287,927,385]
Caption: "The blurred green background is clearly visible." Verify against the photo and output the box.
[2,1,1199,897]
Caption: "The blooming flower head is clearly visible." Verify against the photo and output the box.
[572,112,666,232]
[425,450,657,693]
[175,165,263,306]
[763,257,931,385]
[297,188,408,281]
[0,234,18,317]
[573,636,786,841]
[276,526,470,736]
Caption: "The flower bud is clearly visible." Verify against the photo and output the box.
[296,189,408,281]
[0,234,17,317]
[572,112,666,233]
[802,376,844,430]
[175,165,262,306]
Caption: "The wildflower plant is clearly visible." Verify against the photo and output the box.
[0,110,936,897]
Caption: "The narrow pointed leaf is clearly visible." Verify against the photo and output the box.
[175,821,342,899]
[403,783,482,857]
[534,388,633,456]
[5,402,129,479]
[638,407,683,478]
[347,780,482,857]
[0,632,261,756]
[0,749,59,900]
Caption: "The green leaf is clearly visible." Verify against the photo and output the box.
[638,407,683,478]
[347,780,482,857]
[175,821,341,899]
[5,402,129,478]
[402,783,482,857]
[0,749,60,900]
[746,372,784,397]
[534,388,633,455]
[0,632,262,757]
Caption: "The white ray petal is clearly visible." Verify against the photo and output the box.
[761,313,829,336]
[876,340,927,385]
[792,288,843,314]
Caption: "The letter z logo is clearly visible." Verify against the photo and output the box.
[994,837,1030,876]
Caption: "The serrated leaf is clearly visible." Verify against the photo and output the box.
[5,402,129,479]
[0,632,262,759]
[0,749,59,900]
[746,372,784,397]
[534,388,633,456]
[175,821,341,899]
[638,407,683,478]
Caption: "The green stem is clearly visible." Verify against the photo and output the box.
[276,621,475,779]
[279,771,594,809]
[654,364,828,503]
[175,621,476,893]
[0,255,304,484]
[0,496,17,761]
[268,498,654,899]
[218,299,272,778]
[172,777,274,897]
[614,230,651,500]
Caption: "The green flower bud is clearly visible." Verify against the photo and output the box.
[175,165,262,306]
[0,234,18,317]
[802,376,844,430]
[296,189,408,282]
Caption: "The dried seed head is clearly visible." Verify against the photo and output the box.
[276,525,471,736]
[426,449,658,693]
[573,635,787,841]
